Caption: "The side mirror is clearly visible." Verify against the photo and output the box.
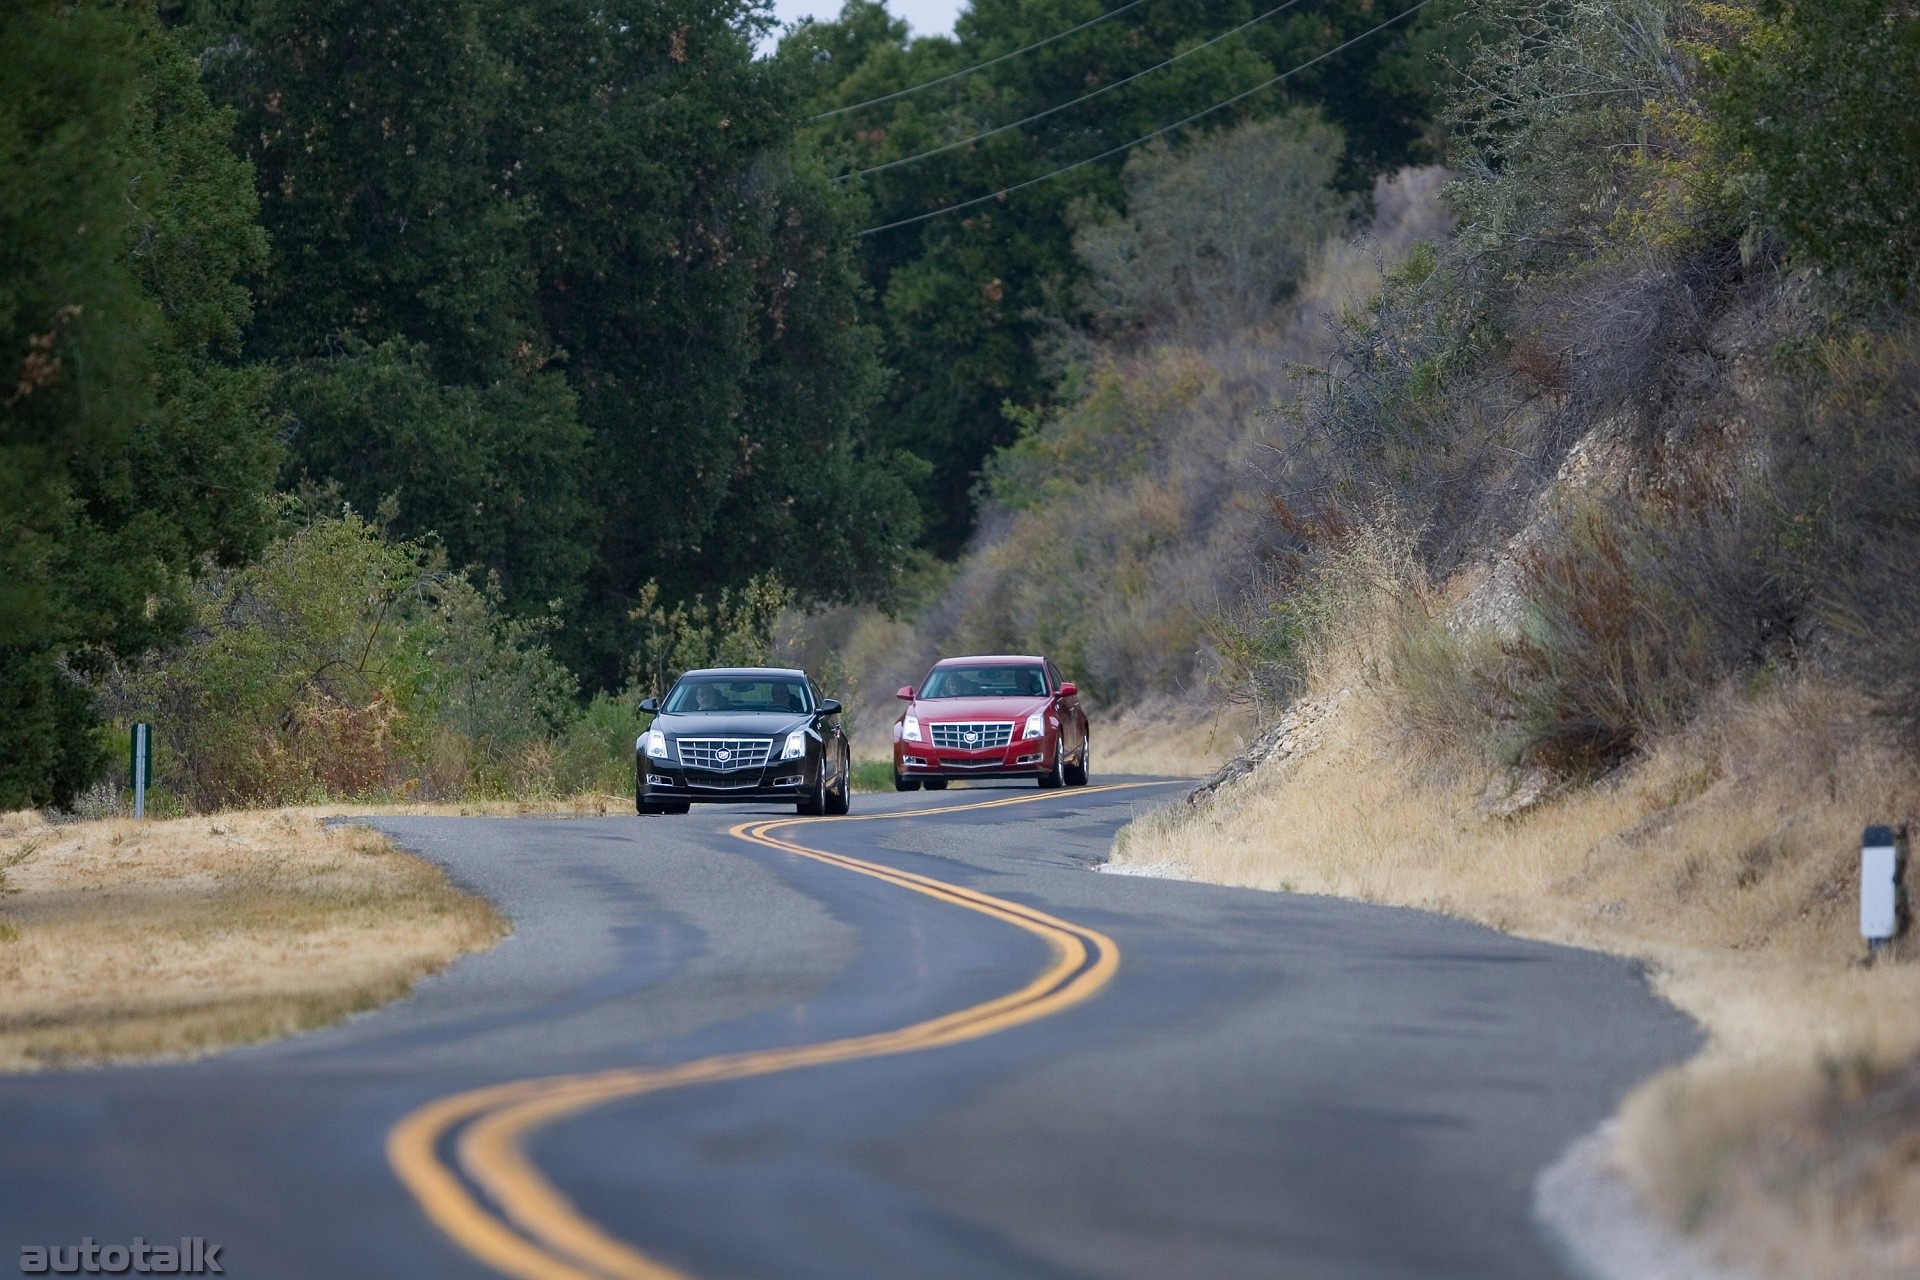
[638,697,659,714]
[896,686,916,701]
[817,699,842,716]
[1058,682,1078,698]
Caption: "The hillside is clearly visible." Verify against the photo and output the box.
[799,2,1920,1275]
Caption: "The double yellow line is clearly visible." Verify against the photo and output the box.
[387,783,1154,1280]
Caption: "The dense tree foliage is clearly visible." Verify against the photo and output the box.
[192,0,920,688]
[1707,0,1920,303]
[2,4,276,808]
[781,0,1467,551]
[1072,109,1346,336]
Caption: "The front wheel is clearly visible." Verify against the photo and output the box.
[797,777,827,816]
[826,749,851,815]
[1038,744,1066,789]
[894,771,920,792]
[923,778,948,791]
[1064,735,1089,787]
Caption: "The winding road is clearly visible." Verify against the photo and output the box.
[0,780,1697,1279]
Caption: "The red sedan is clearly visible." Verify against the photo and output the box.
[892,655,1090,790]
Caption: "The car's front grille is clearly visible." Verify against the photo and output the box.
[930,721,1015,751]
[676,737,772,773]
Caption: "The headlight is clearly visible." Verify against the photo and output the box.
[903,715,922,742]
[1023,710,1046,739]
[642,728,668,759]
[782,727,810,760]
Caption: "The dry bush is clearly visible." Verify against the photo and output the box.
[1072,111,1349,339]
[1622,1051,1920,1280]
[1209,511,1431,710]
[1499,469,1791,772]
[1779,326,1920,750]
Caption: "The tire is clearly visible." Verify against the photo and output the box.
[826,750,850,816]
[923,778,948,791]
[1038,744,1066,789]
[1064,735,1090,787]
[797,766,828,816]
[894,773,920,792]
[667,802,690,815]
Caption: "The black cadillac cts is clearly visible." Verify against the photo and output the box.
[635,667,852,816]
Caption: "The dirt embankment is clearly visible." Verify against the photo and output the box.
[1113,680,1920,1279]
[0,806,519,1071]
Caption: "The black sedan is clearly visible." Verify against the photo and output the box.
[635,667,851,816]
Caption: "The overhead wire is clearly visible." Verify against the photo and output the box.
[857,0,1436,237]
[812,0,1152,120]
[842,0,1309,182]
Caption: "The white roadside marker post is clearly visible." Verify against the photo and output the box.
[1861,824,1902,961]
[131,722,152,821]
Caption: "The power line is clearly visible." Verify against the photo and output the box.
[812,0,1152,120]
[858,0,1436,237]
[843,0,1308,183]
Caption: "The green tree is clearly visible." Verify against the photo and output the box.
[1,5,277,808]
[193,0,596,616]
[788,0,1463,553]
[1708,0,1920,302]
[277,339,592,616]
[486,0,918,687]
[191,0,919,690]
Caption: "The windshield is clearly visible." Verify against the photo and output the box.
[919,665,1048,699]
[664,677,812,715]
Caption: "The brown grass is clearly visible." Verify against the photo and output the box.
[1113,676,1920,1278]
[0,806,512,1071]
[1094,697,1254,778]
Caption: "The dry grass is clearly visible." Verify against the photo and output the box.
[1093,697,1254,778]
[1113,675,1920,1278]
[0,806,511,1071]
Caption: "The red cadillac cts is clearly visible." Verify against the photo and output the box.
[892,655,1090,791]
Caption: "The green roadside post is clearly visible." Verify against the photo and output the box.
[131,722,153,820]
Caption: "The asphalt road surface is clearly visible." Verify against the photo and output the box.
[0,780,1699,1279]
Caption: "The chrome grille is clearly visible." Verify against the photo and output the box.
[676,737,772,773]
[930,721,1015,751]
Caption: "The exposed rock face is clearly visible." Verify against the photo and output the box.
[1473,765,1562,820]
[1186,688,1349,805]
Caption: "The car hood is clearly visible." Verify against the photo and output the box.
[655,711,810,738]
[908,696,1048,722]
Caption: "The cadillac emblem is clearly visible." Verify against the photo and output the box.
[964,731,978,745]
[717,749,731,762]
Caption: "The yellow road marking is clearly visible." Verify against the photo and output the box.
[388,782,1162,1280]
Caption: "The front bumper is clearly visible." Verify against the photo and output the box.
[637,754,820,803]
[893,737,1054,779]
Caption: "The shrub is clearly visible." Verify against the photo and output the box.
[1209,513,1426,709]
[1778,327,1920,747]
[1495,464,1793,773]
[1071,111,1349,338]
[102,509,578,808]
[1706,0,1920,303]
[551,690,647,797]
[627,575,793,698]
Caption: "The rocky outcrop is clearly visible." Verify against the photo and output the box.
[1186,689,1349,805]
